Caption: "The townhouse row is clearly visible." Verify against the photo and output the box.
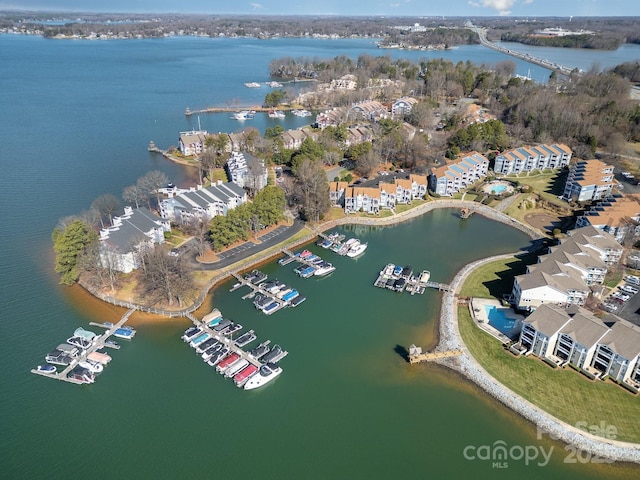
[510,226,623,312]
[517,303,640,390]
[493,143,572,175]
[329,175,428,214]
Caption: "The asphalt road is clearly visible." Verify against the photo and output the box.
[190,219,305,270]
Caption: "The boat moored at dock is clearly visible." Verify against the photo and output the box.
[113,326,136,339]
[66,336,92,350]
[216,352,241,373]
[36,364,56,374]
[346,241,367,258]
[235,330,256,348]
[207,346,230,366]
[234,364,258,387]
[244,363,282,390]
[314,262,335,276]
[224,358,249,378]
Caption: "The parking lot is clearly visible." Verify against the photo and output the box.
[602,275,640,327]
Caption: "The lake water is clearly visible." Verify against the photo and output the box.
[1,34,639,479]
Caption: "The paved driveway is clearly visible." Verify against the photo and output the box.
[194,220,304,270]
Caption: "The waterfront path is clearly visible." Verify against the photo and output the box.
[435,254,640,464]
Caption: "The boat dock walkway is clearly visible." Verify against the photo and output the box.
[408,348,464,364]
[230,271,288,309]
[31,308,136,384]
[279,249,322,269]
[186,312,287,369]
[424,281,451,292]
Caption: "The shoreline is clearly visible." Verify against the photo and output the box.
[436,254,640,464]
[82,199,640,461]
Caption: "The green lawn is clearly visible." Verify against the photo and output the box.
[459,307,640,442]
[459,255,534,299]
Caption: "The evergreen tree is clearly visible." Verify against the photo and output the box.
[52,220,99,285]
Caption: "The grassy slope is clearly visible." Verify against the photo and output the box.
[458,257,640,443]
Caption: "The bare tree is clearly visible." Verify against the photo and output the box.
[122,184,145,209]
[91,194,122,228]
[294,159,330,223]
[137,246,195,307]
[138,170,169,209]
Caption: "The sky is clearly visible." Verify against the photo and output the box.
[1,0,639,17]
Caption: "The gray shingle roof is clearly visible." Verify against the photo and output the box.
[526,304,572,336]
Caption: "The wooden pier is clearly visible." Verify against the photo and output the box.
[408,345,464,364]
[31,308,136,384]
[424,281,451,292]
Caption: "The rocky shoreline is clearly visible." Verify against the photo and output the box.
[436,254,640,464]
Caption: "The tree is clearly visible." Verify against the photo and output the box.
[52,219,99,285]
[291,137,325,174]
[264,89,287,107]
[137,246,195,307]
[252,185,285,227]
[122,184,145,209]
[138,170,169,208]
[355,149,380,177]
[295,159,330,223]
[91,194,122,228]
[265,125,285,139]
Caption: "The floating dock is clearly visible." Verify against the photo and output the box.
[185,309,288,377]
[31,308,136,384]
[230,271,295,313]
[374,264,447,294]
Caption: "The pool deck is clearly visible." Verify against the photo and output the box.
[469,298,524,342]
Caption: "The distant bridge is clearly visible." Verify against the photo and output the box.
[466,22,579,78]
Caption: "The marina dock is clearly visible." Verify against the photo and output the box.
[373,264,450,294]
[185,310,288,371]
[31,308,136,384]
[230,271,289,311]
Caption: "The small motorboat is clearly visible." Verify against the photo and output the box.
[79,360,103,374]
[36,364,56,374]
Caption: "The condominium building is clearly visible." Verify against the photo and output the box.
[494,144,571,175]
[562,159,615,202]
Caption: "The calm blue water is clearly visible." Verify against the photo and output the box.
[1,34,639,479]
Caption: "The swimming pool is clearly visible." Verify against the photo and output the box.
[490,185,507,194]
[484,305,522,338]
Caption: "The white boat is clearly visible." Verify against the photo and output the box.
[232,110,255,120]
[224,358,250,378]
[293,109,312,117]
[314,262,336,276]
[266,81,283,88]
[347,242,367,258]
[36,364,56,374]
[79,360,103,374]
[268,110,285,118]
[338,238,358,255]
[244,82,261,88]
[244,363,282,390]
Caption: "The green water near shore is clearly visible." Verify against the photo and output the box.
[3,34,640,478]
[4,209,638,478]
